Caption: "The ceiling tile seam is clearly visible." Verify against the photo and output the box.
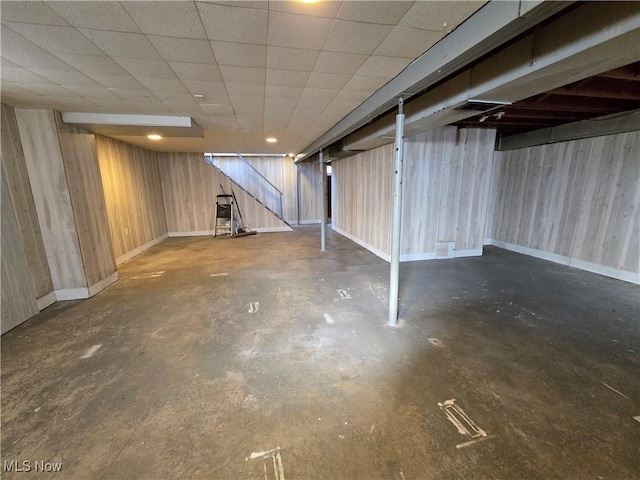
[6,3,72,28]
[194,0,237,136]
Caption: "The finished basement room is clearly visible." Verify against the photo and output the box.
[1,1,638,479]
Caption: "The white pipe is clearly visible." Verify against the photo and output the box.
[388,98,405,327]
[320,149,326,252]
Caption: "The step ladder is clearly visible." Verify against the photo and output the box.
[214,194,235,237]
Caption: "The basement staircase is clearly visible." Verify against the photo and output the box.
[204,154,293,229]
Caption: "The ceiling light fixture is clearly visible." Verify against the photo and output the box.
[193,94,204,99]
[266,137,278,143]
[148,134,162,140]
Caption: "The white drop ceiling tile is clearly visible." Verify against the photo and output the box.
[230,94,264,108]
[264,96,298,110]
[325,100,361,114]
[108,88,161,103]
[295,98,333,111]
[269,1,342,18]
[1,57,22,69]
[169,62,223,82]
[355,56,412,78]
[182,80,227,95]
[30,69,101,88]
[148,36,216,64]
[337,1,414,25]
[153,91,198,104]
[306,72,351,90]
[0,2,69,26]
[211,42,266,68]
[122,2,206,39]
[87,73,147,90]
[323,20,393,55]
[399,1,483,31]
[4,22,103,55]
[332,88,373,103]
[126,102,174,114]
[64,86,123,102]
[266,69,309,87]
[300,87,339,101]
[196,94,232,105]
[200,1,268,10]
[48,2,141,32]
[267,11,332,50]
[0,68,54,85]
[226,83,264,97]
[53,53,130,76]
[18,85,79,97]
[1,27,76,71]
[136,77,187,93]
[267,46,319,72]
[343,74,389,92]
[113,57,178,80]
[220,66,266,85]
[373,26,443,58]
[197,3,268,45]
[200,104,235,115]
[313,51,368,75]
[265,85,303,99]
[164,102,204,116]
[233,103,263,115]
[78,29,162,59]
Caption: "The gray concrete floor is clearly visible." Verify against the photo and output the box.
[1,226,639,480]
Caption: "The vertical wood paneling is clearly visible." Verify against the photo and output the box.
[492,131,639,275]
[332,144,394,255]
[56,116,116,285]
[96,135,168,261]
[1,164,39,333]
[298,159,321,222]
[15,108,86,289]
[159,153,290,233]
[1,104,53,298]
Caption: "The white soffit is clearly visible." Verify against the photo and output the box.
[61,113,204,137]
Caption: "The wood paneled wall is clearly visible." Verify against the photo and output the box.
[56,115,116,286]
[332,144,394,257]
[96,135,168,263]
[159,153,291,233]
[1,104,52,299]
[298,158,322,223]
[1,164,39,334]
[15,109,87,290]
[491,131,639,280]
[332,127,496,261]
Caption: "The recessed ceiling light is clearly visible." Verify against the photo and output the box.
[193,94,204,98]
[148,134,162,140]
[299,0,319,3]
[266,137,278,143]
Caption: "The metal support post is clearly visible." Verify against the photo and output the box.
[388,98,405,326]
[320,149,326,251]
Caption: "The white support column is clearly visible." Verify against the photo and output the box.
[320,149,326,251]
[296,163,301,225]
[388,98,405,327]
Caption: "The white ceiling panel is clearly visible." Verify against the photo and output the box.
[0,0,484,153]
[266,69,310,87]
[197,2,268,45]
[267,11,333,50]
[78,29,162,59]
[337,1,414,25]
[0,2,68,26]
[48,2,141,32]
[169,62,223,82]
[148,36,216,64]
[212,42,267,68]
[122,1,207,39]
[4,22,103,55]
[373,26,443,58]
[323,20,392,55]
[266,46,320,72]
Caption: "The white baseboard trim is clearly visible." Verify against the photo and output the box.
[331,225,390,261]
[37,292,56,310]
[55,288,89,301]
[116,233,168,265]
[253,226,293,232]
[454,248,484,258]
[569,258,639,285]
[490,240,571,266]
[400,252,436,262]
[489,239,639,284]
[483,238,493,246]
[299,219,321,224]
[88,271,119,296]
